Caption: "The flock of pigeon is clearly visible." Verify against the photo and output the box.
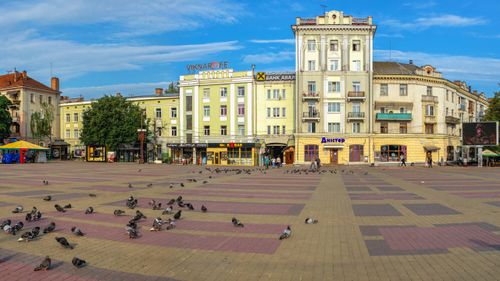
[1,166,331,273]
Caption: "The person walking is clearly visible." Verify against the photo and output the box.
[265,156,270,169]
[400,153,406,167]
[276,157,281,168]
[427,154,433,168]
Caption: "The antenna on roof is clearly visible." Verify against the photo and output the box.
[320,4,327,14]
[50,62,53,77]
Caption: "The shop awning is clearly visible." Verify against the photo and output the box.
[0,140,48,150]
[482,149,499,157]
[423,145,440,151]
[324,144,344,149]
[266,143,287,147]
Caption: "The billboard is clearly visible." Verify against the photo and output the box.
[462,122,499,146]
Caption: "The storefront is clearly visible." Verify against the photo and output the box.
[207,143,257,166]
[167,143,207,165]
[379,145,407,162]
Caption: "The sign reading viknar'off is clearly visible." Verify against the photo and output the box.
[186,61,229,72]
[256,72,296,81]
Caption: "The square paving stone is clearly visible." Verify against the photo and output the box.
[352,204,402,216]
[403,203,462,215]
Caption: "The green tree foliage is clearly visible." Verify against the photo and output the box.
[0,96,12,142]
[30,102,55,143]
[165,82,179,94]
[483,91,500,122]
[80,95,145,150]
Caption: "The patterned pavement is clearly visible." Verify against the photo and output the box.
[0,163,499,280]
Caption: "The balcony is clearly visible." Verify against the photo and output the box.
[347,91,365,101]
[376,113,412,121]
[298,18,316,25]
[445,116,460,124]
[12,117,19,123]
[459,104,466,111]
[421,95,438,103]
[302,111,320,122]
[347,112,365,121]
[302,92,320,101]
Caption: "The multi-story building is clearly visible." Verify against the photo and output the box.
[178,68,257,165]
[0,71,60,144]
[59,89,180,160]
[292,10,376,164]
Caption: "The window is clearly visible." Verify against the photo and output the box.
[203,88,210,99]
[73,113,78,122]
[425,105,434,116]
[186,133,192,143]
[451,109,454,116]
[400,107,406,113]
[237,86,245,97]
[380,145,407,162]
[304,145,319,161]
[66,114,70,122]
[238,125,245,136]
[203,106,210,117]
[425,124,434,134]
[171,126,177,136]
[328,81,340,92]
[65,130,70,138]
[220,105,227,117]
[352,60,361,71]
[352,40,361,51]
[446,91,449,101]
[273,125,280,135]
[328,122,340,133]
[307,40,316,51]
[329,60,339,71]
[39,95,43,104]
[48,97,52,105]
[282,108,286,117]
[157,127,162,137]
[330,40,338,51]
[273,107,280,117]
[186,115,192,130]
[380,84,388,96]
[281,89,286,99]
[380,107,386,114]
[220,87,227,97]
[267,126,271,135]
[353,82,361,92]
[155,108,162,118]
[267,89,271,100]
[451,92,454,103]
[426,86,433,96]
[273,89,279,99]
[185,95,192,111]
[74,129,79,139]
[220,125,227,136]
[238,104,245,116]
[352,102,361,113]
[282,125,286,134]
[380,122,388,134]
[446,107,449,116]
[204,126,210,136]
[171,107,177,118]
[30,94,34,103]
[399,123,407,134]
[267,108,271,118]
[308,60,316,71]
[352,122,361,133]
[307,81,316,93]
[349,145,364,162]
[307,122,316,133]
[328,102,341,113]
[399,84,408,96]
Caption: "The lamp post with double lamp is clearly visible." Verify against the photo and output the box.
[138,108,147,164]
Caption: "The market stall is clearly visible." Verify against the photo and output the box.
[0,140,49,164]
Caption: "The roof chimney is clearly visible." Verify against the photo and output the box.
[155,88,163,96]
[51,77,59,91]
[22,70,27,78]
[409,60,413,65]
[473,90,478,95]
[116,92,122,97]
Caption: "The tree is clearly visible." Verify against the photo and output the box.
[80,95,145,151]
[483,91,500,122]
[165,82,179,94]
[0,96,12,143]
[30,102,55,144]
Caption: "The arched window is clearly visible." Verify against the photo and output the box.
[304,145,319,161]
[349,145,364,162]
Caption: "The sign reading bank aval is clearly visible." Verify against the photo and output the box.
[186,61,229,72]
[256,72,295,81]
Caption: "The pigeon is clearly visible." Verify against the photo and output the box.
[3,224,13,234]
[150,217,163,231]
[134,210,146,220]
[11,221,24,235]
[128,183,133,188]
[85,207,94,214]
[71,226,85,236]
[34,256,51,271]
[1,219,11,229]
[202,181,208,184]
[25,212,32,222]
[30,206,38,215]
[162,206,173,215]
[42,180,49,185]
[186,203,194,210]
[72,257,86,268]
[43,195,52,201]
[304,218,318,224]
[147,183,153,188]
[126,221,137,230]
[18,227,40,242]
[34,211,42,221]
[176,196,183,202]
[148,199,156,207]
[201,205,208,213]
[169,184,174,189]
[178,201,185,208]
[54,204,66,213]
[137,169,142,172]
[279,226,292,240]
[12,205,23,213]
[126,226,138,239]
[55,237,73,249]
[173,210,182,220]
[208,176,212,179]
[165,219,176,230]
[167,199,175,205]
[180,183,184,187]
[231,217,244,227]
[43,222,56,233]
[63,204,72,209]
[114,210,125,216]
[88,193,97,197]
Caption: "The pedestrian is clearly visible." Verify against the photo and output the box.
[271,158,276,168]
[309,158,317,172]
[265,156,269,169]
[427,155,433,168]
[400,153,406,167]
[276,157,281,168]
[316,157,321,170]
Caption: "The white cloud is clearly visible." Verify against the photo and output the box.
[377,33,405,38]
[375,49,500,83]
[382,14,486,30]
[62,81,174,99]
[403,1,437,9]
[249,39,295,44]
[242,51,295,64]
[0,0,245,36]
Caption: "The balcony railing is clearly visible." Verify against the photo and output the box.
[299,18,316,25]
[445,116,460,124]
[421,95,438,103]
[347,91,365,100]
[376,113,412,121]
[11,117,19,123]
[352,18,369,25]
[347,112,365,119]
[302,111,320,121]
[302,92,320,100]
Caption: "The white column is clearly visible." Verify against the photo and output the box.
[179,87,184,143]
[230,83,236,140]
[320,35,326,71]
[247,82,253,138]
[343,35,349,71]
[193,85,199,143]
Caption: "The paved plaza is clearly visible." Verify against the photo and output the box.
[0,163,499,280]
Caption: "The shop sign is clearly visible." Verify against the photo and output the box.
[186,61,229,72]
[321,137,345,143]
[208,143,255,148]
[256,72,295,81]
[167,143,208,148]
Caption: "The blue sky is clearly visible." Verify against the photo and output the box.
[1,0,499,98]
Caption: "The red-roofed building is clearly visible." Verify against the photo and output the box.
[0,70,61,144]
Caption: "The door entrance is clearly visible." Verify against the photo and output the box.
[214,152,220,165]
[330,149,338,164]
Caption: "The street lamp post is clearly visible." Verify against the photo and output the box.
[138,129,146,164]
